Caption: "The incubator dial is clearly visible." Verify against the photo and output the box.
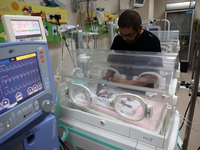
[42,100,52,113]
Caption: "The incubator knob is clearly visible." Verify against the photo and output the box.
[100,120,106,126]
[42,100,52,113]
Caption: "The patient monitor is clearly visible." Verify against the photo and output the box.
[2,15,46,42]
[0,41,59,149]
[0,15,59,149]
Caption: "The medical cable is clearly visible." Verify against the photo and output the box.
[169,110,200,137]
[173,111,200,135]
[57,123,77,150]
[56,49,71,74]
[58,27,76,68]
[158,102,200,126]
[173,110,199,124]
[59,136,70,150]
[179,99,191,131]
[64,39,76,68]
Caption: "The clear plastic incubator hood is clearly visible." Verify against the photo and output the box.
[55,49,180,149]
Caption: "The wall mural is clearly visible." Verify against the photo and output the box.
[85,10,119,34]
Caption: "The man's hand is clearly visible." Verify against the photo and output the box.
[110,75,129,84]
[110,75,158,86]
[102,69,116,81]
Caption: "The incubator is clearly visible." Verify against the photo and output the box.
[151,30,180,53]
[55,49,180,150]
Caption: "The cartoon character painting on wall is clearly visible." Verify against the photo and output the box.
[22,6,31,15]
[85,9,118,34]
[22,6,46,21]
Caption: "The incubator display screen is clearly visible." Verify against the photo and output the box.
[11,20,43,41]
[0,53,44,115]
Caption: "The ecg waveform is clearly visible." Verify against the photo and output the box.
[0,59,37,73]
[0,53,45,116]
[1,68,39,85]
[0,56,42,99]
[4,77,41,95]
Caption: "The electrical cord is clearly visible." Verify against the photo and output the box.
[59,136,70,150]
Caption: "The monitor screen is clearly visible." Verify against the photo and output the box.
[145,25,161,31]
[11,20,43,42]
[133,0,145,7]
[135,0,144,4]
[149,28,160,31]
[0,53,44,115]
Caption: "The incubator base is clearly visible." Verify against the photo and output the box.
[59,105,180,150]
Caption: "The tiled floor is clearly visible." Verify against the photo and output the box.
[61,71,200,150]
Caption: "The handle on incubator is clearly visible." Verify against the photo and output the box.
[67,83,93,107]
[102,67,124,81]
[71,67,84,77]
[138,72,165,90]
[113,93,153,121]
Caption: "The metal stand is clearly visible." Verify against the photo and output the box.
[75,29,84,49]
[108,22,114,48]
[191,22,200,79]
[182,46,200,150]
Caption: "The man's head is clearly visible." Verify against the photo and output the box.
[118,10,143,44]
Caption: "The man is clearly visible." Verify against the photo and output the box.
[111,10,161,52]
[106,10,162,87]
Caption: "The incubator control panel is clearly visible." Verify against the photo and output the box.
[0,42,55,144]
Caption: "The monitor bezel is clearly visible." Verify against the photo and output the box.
[133,0,145,8]
[2,15,47,42]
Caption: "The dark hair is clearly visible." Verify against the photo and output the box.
[118,10,142,31]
